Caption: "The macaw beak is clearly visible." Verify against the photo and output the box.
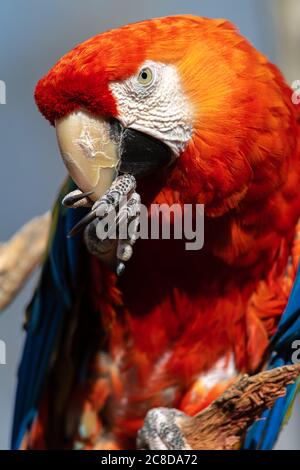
[56,109,172,202]
[55,110,120,202]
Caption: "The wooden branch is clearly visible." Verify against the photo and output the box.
[180,364,300,450]
[0,212,51,311]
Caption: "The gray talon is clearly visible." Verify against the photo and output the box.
[84,174,140,273]
[62,189,93,208]
[116,262,125,276]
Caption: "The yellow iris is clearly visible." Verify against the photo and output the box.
[137,67,154,86]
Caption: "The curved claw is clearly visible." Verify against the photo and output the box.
[68,209,98,237]
[62,190,94,208]
[116,261,126,276]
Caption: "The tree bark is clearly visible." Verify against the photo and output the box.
[180,364,300,450]
[0,212,51,311]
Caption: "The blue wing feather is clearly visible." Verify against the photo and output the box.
[244,263,300,449]
[11,178,88,449]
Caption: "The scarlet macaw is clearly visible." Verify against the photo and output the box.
[12,15,300,450]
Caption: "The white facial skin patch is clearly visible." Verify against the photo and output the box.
[109,60,193,158]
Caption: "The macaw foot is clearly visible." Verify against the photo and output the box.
[137,408,191,450]
[66,174,141,275]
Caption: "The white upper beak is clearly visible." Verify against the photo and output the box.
[55,109,120,201]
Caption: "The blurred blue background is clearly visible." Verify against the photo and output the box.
[0,0,299,450]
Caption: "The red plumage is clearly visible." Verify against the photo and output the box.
[29,16,300,449]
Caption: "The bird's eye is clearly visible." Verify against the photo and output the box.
[137,67,154,86]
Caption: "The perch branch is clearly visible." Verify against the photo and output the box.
[180,364,300,450]
[0,212,51,311]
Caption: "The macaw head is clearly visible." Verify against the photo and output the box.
[35,15,296,217]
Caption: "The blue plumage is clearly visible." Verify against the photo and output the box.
[11,178,88,450]
[244,262,300,449]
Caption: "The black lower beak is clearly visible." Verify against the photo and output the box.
[66,120,173,238]
[118,127,173,177]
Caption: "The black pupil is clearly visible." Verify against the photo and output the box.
[141,71,148,80]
